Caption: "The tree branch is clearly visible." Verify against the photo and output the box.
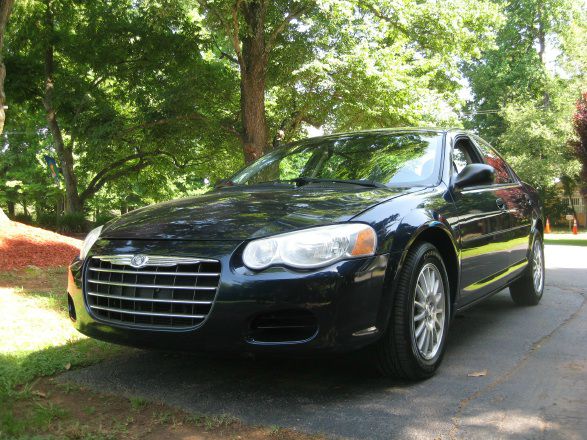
[118,112,243,142]
[272,107,311,147]
[212,37,239,64]
[81,158,153,202]
[156,150,207,169]
[120,113,206,133]
[230,0,244,69]
[80,148,214,201]
[197,0,244,69]
[357,0,411,39]
[265,4,309,56]
[80,151,159,201]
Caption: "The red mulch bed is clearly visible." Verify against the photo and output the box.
[0,221,81,271]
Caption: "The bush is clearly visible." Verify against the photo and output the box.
[13,213,34,225]
[95,213,116,226]
[36,212,58,230]
[33,212,89,233]
[542,196,573,227]
[56,213,88,233]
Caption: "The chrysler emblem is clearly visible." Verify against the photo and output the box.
[130,254,149,268]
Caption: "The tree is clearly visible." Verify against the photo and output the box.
[1,0,505,219]
[498,92,580,191]
[464,0,587,200]
[0,0,15,220]
[5,0,241,214]
[196,0,502,163]
[572,92,587,192]
[464,0,575,144]
[0,0,15,135]
[41,0,82,212]
[195,0,316,163]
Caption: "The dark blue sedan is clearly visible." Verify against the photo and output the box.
[67,128,544,379]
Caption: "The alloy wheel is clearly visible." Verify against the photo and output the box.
[532,238,544,293]
[413,263,446,360]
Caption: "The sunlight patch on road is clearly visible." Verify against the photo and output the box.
[544,245,587,270]
[459,410,560,437]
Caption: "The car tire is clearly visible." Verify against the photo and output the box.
[509,231,544,306]
[375,242,450,380]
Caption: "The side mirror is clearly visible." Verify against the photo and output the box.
[453,164,495,189]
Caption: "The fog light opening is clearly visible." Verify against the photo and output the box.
[67,293,77,322]
[352,326,378,337]
[248,309,318,343]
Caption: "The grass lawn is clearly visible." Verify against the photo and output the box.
[544,233,587,247]
[0,267,319,440]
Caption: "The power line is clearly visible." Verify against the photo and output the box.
[460,104,549,116]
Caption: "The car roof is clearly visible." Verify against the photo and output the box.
[299,127,466,143]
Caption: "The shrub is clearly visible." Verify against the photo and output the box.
[56,213,88,233]
[36,212,59,230]
[13,213,34,225]
[95,213,116,226]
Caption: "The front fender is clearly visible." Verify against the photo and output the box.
[352,185,461,335]
[369,215,460,336]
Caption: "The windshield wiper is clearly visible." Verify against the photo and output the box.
[249,180,298,187]
[290,177,385,188]
[290,177,388,189]
[221,178,388,189]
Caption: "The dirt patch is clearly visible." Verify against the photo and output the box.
[0,266,68,290]
[12,377,322,440]
[0,221,81,270]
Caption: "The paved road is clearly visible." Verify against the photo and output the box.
[63,245,587,439]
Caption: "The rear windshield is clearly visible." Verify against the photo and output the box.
[231,131,443,187]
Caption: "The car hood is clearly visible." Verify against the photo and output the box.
[101,186,408,241]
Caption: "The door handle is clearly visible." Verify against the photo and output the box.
[496,198,506,210]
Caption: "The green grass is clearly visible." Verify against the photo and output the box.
[0,268,121,438]
[129,396,149,411]
[544,238,587,246]
[544,233,587,247]
[0,268,321,440]
[0,287,119,395]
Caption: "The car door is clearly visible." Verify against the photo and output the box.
[449,135,512,306]
[471,135,533,269]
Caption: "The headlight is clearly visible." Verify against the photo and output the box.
[243,223,377,270]
[79,225,103,260]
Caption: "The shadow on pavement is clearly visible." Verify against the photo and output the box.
[62,265,587,440]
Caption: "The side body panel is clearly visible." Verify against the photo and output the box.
[450,184,514,304]
[447,132,540,308]
[502,183,534,265]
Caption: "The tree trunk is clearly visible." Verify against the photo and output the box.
[202,0,306,164]
[240,1,269,164]
[43,0,82,214]
[536,7,550,108]
[0,0,16,135]
[240,68,268,164]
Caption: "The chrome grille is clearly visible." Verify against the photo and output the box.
[84,255,221,329]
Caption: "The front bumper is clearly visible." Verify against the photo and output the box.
[67,239,392,354]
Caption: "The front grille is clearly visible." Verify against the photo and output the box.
[84,255,221,329]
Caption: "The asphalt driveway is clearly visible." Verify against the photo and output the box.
[62,244,587,439]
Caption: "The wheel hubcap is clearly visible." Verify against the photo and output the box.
[532,239,544,293]
[413,263,446,360]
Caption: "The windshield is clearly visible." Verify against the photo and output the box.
[231,131,442,188]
